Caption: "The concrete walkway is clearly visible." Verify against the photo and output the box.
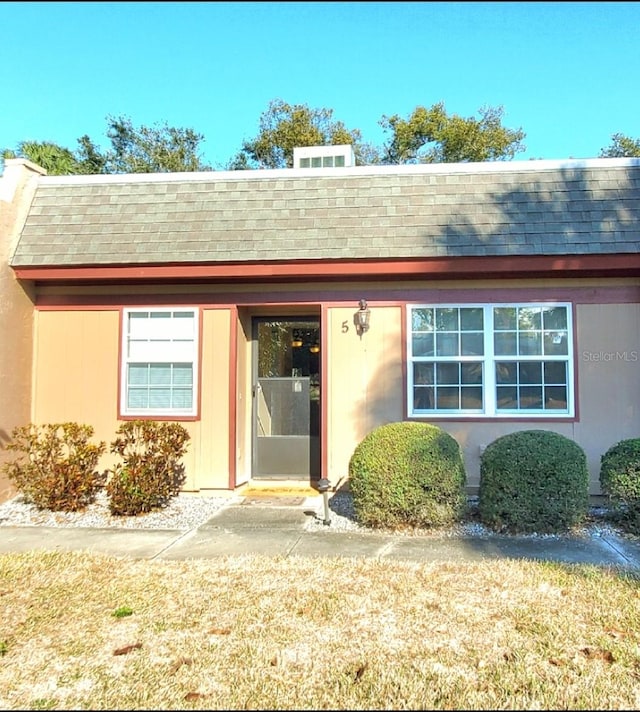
[2,497,640,570]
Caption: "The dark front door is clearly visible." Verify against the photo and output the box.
[252,318,320,480]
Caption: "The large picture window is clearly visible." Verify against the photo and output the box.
[408,304,573,418]
[121,308,198,417]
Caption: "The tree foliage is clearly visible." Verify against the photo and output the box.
[2,116,212,175]
[599,133,640,158]
[6,99,640,177]
[379,103,526,164]
[228,99,365,169]
[2,141,86,176]
[103,116,211,173]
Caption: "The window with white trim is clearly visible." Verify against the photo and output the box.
[407,304,573,418]
[121,308,198,416]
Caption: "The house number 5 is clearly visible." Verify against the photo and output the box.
[341,320,349,333]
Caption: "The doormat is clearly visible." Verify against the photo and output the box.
[241,496,307,506]
[238,486,319,498]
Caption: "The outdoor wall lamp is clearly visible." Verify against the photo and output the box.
[354,299,371,337]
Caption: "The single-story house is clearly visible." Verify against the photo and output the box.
[1,147,639,502]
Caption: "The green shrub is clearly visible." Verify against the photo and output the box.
[106,420,190,516]
[479,429,589,534]
[600,438,640,534]
[348,421,467,530]
[1,422,106,511]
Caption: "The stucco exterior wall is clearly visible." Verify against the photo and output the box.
[0,160,44,502]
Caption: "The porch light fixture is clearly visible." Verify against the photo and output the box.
[354,299,371,337]
[309,342,320,354]
[291,330,303,348]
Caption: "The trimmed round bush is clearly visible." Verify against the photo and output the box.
[348,421,467,530]
[600,438,640,533]
[479,429,589,534]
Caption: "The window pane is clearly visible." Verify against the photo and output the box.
[311,157,321,167]
[545,386,567,409]
[412,333,434,357]
[497,386,517,409]
[173,364,193,386]
[172,388,192,409]
[171,312,195,338]
[496,362,517,385]
[436,333,459,357]
[128,311,151,338]
[519,362,542,385]
[461,387,483,409]
[149,389,172,409]
[494,332,517,355]
[300,157,310,168]
[543,331,568,355]
[494,307,516,330]
[437,362,459,385]
[460,307,483,331]
[544,361,567,384]
[461,362,482,384]
[128,388,148,409]
[520,386,543,409]
[149,364,171,385]
[436,308,458,331]
[412,308,433,331]
[518,307,542,330]
[334,155,345,167]
[414,387,434,409]
[128,364,148,385]
[461,332,483,356]
[322,156,333,167]
[436,387,459,409]
[413,362,434,385]
[542,306,567,330]
[519,332,542,355]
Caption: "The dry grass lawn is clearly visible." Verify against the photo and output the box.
[1,551,639,710]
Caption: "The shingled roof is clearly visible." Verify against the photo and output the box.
[10,157,640,268]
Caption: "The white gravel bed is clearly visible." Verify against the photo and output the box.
[0,490,236,531]
[306,491,626,541]
[0,488,627,541]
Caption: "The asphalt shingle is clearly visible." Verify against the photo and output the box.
[10,160,640,267]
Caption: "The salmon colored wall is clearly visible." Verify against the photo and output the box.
[326,306,404,486]
[32,308,235,494]
[32,310,122,472]
[326,302,640,497]
[193,308,231,492]
[27,298,640,498]
[573,303,640,493]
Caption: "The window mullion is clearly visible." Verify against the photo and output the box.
[484,306,496,415]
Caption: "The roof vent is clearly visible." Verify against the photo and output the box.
[293,144,355,169]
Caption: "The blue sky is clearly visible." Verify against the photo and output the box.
[2,1,639,168]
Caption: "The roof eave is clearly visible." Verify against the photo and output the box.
[11,253,640,284]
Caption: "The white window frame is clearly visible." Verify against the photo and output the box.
[120,307,199,417]
[407,303,574,418]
